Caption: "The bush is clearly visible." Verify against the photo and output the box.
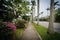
[0,22,16,40]
[39,18,47,21]
[0,22,12,40]
[4,22,16,31]
[15,20,26,28]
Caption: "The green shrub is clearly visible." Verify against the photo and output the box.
[0,22,13,40]
[15,20,26,28]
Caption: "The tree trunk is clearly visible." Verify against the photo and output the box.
[37,0,40,24]
[32,6,34,23]
[48,0,55,34]
[31,6,34,23]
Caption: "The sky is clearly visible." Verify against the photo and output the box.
[27,0,60,18]
[39,0,50,17]
[34,0,50,17]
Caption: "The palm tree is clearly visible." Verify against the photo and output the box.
[54,1,60,9]
[46,8,50,17]
[47,0,60,34]
[46,1,60,22]
[31,0,36,23]
[37,0,40,24]
[48,0,55,34]
[46,1,60,11]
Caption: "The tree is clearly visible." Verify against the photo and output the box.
[46,1,60,10]
[46,1,60,22]
[37,0,40,24]
[46,8,50,16]
[22,15,30,21]
[31,0,36,23]
[0,0,15,22]
[55,8,60,22]
[48,0,55,34]
[46,1,60,13]
[0,0,30,22]
[13,0,30,17]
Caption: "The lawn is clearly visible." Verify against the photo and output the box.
[33,23,60,40]
[15,29,24,40]
[14,22,29,40]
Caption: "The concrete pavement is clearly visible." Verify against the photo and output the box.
[20,22,41,40]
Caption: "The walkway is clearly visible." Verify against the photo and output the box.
[20,22,41,40]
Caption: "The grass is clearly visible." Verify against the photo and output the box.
[15,29,24,40]
[33,23,60,40]
[14,22,29,40]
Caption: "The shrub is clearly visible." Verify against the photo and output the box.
[15,20,26,28]
[4,22,16,31]
[0,22,12,40]
[0,22,16,40]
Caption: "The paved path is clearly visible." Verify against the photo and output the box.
[20,22,40,40]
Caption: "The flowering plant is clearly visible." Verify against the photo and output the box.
[4,22,16,31]
[0,22,16,40]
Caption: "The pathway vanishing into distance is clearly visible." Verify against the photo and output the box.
[20,22,41,40]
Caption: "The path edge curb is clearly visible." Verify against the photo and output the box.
[32,24,42,40]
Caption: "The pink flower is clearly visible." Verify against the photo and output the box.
[4,22,16,31]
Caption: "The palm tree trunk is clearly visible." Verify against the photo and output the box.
[31,6,34,23]
[37,0,40,24]
[48,0,55,34]
[31,0,36,23]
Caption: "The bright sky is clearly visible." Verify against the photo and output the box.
[27,0,60,18]
[34,0,50,17]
